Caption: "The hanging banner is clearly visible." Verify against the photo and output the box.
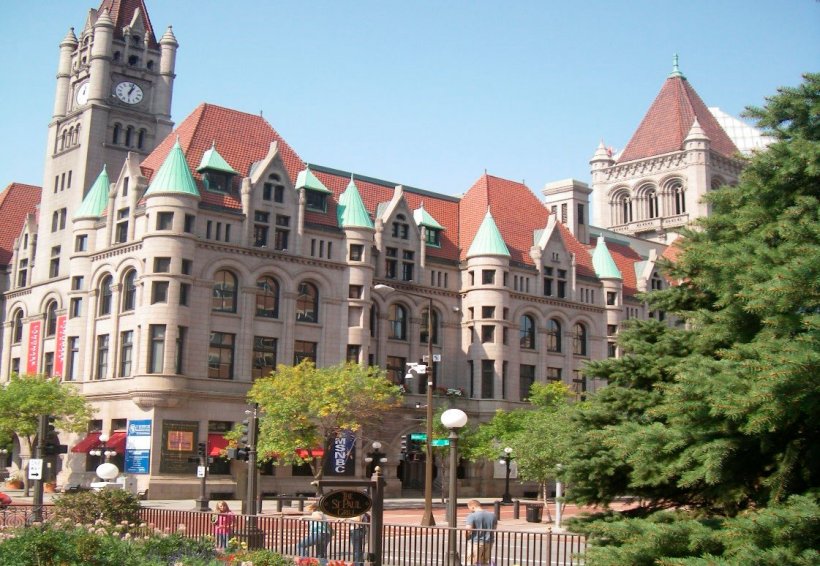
[324,431,356,476]
[26,321,41,374]
[125,419,152,474]
[53,315,67,377]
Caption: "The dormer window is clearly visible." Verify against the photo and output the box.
[392,214,410,239]
[202,171,229,193]
[197,143,237,194]
[305,189,327,212]
[425,228,441,247]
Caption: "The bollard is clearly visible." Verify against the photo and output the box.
[276,499,284,513]
[513,499,520,519]
[297,498,305,512]
[493,500,501,519]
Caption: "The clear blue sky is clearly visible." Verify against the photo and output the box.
[1,1,817,196]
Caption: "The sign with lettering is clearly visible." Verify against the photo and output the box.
[319,489,372,518]
[125,419,152,474]
[53,315,67,377]
[28,458,43,480]
[323,431,355,476]
[26,321,41,374]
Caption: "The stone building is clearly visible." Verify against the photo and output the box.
[0,1,754,498]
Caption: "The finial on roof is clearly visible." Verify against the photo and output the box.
[668,54,686,79]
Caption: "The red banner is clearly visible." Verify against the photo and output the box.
[54,315,67,377]
[26,320,41,374]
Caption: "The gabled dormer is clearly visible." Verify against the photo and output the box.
[530,215,573,300]
[197,142,237,194]
[413,203,444,248]
[376,186,422,282]
[295,165,331,213]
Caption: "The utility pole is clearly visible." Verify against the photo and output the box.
[243,403,263,548]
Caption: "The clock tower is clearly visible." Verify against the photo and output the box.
[34,0,177,282]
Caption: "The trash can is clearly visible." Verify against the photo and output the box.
[525,503,543,523]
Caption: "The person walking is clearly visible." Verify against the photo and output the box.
[348,511,370,565]
[465,499,498,566]
[211,500,235,551]
[297,502,332,561]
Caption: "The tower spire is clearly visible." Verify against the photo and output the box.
[668,54,686,79]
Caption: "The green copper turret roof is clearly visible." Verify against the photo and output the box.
[668,53,686,79]
[337,177,374,228]
[413,203,444,230]
[592,236,622,279]
[467,209,510,258]
[74,166,110,219]
[145,140,200,198]
[196,142,237,174]
[295,165,332,194]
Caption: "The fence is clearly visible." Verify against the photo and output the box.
[2,505,586,565]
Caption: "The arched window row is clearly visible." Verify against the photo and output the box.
[611,180,686,223]
[112,123,147,150]
[210,270,317,323]
[57,124,81,152]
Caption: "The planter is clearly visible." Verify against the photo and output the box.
[44,482,57,493]
[5,480,23,489]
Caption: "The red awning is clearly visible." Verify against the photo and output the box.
[296,447,324,458]
[208,434,229,457]
[71,431,101,453]
[106,432,127,452]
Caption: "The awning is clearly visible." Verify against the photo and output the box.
[296,447,324,459]
[106,432,127,452]
[208,434,229,457]
[71,431,101,453]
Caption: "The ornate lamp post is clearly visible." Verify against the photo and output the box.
[374,283,437,526]
[499,446,513,503]
[91,434,119,483]
[441,408,468,566]
[365,441,388,477]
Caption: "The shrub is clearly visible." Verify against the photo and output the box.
[52,489,141,524]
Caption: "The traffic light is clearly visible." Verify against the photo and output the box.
[197,442,207,458]
[400,435,408,454]
[240,419,250,446]
[41,415,67,455]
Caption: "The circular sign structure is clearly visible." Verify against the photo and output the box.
[319,489,372,518]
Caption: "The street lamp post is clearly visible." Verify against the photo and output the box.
[374,284,437,526]
[441,408,468,566]
[365,441,388,477]
[91,434,120,485]
[499,447,513,503]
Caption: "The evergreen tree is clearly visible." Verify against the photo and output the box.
[566,73,820,514]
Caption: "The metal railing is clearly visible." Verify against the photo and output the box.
[139,507,586,565]
[1,505,586,565]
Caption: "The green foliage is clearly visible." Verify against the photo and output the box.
[248,361,401,480]
[0,522,219,566]
[564,73,820,514]
[573,495,820,566]
[231,548,296,565]
[52,489,141,524]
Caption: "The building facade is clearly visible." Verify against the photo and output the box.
[0,2,751,498]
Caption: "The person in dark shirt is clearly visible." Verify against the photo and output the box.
[465,499,497,565]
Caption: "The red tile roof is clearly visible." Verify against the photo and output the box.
[0,183,41,266]
[141,103,304,211]
[618,76,739,163]
[97,0,158,48]
[310,169,461,262]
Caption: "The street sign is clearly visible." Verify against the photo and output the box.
[422,354,442,362]
[410,433,426,441]
[430,439,450,447]
[28,458,43,480]
[196,465,206,478]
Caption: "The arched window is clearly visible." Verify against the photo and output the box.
[296,282,319,322]
[125,126,133,147]
[573,323,588,356]
[61,130,68,150]
[670,181,685,215]
[420,308,439,345]
[45,301,58,337]
[618,194,632,224]
[369,304,379,338]
[255,276,279,318]
[388,304,407,340]
[12,310,24,343]
[99,275,113,316]
[212,270,237,313]
[113,124,121,144]
[520,314,536,349]
[137,129,146,150]
[647,188,659,219]
[391,214,410,240]
[547,319,562,352]
[122,270,137,312]
[73,125,80,145]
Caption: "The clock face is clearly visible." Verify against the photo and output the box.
[114,81,144,105]
[76,82,89,105]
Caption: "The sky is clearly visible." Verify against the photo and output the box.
[1,1,818,198]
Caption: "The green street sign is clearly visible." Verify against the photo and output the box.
[430,439,450,447]
[410,433,427,441]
